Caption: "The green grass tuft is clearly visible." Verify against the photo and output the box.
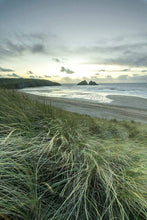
[0,89,146,220]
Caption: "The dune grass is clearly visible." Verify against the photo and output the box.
[0,88,146,220]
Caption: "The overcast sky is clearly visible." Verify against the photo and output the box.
[0,0,147,82]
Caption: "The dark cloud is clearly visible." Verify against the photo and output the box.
[104,53,147,67]
[0,31,147,73]
[0,0,146,77]
[0,32,66,60]
[96,69,132,73]
[7,73,20,78]
[27,71,34,75]
[0,37,47,59]
[12,73,19,77]
[0,66,14,72]
[91,73,147,83]
[106,75,112,78]
[6,40,26,55]
[78,40,147,67]
[37,75,51,79]
[60,72,147,83]
[31,44,46,54]
[121,69,130,72]
[60,66,74,74]
[99,69,105,72]
[116,74,147,82]
[77,41,146,55]
[52,57,68,63]
[52,58,61,63]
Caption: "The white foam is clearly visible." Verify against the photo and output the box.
[22,83,147,104]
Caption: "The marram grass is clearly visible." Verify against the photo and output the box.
[0,89,146,220]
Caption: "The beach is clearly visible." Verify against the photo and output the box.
[24,93,147,123]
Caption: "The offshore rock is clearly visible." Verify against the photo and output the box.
[77,80,88,85]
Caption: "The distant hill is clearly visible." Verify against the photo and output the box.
[0,78,61,89]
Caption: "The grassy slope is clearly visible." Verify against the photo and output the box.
[0,78,60,89]
[0,89,146,220]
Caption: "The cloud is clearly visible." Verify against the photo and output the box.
[0,32,147,70]
[0,34,48,59]
[106,75,112,78]
[104,53,147,67]
[31,44,46,54]
[95,69,132,74]
[59,72,147,83]
[52,58,61,63]
[116,74,147,82]
[6,41,26,55]
[0,41,47,58]
[99,69,105,72]
[0,32,67,61]
[142,69,147,72]
[77,39,147,67]
[27,71,34,75]
[7,73,20,78]
[60,66,74,74]
[0,66,14,72]
[91,73,147,83]
[121,69,130,72]
[52,57,68,63]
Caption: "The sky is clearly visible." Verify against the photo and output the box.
[0,0,147,83]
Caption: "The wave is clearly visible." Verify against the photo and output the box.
[22,83,147,104]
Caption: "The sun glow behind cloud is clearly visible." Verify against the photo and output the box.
[0,0,146,82]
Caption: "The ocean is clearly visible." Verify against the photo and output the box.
[22,83,147,104]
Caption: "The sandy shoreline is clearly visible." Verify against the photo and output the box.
[107,95,147,110]
[23,92,147,123]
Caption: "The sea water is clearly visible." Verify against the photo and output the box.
[22,83,147,104]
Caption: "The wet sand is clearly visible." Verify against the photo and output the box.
[23,93,147,123]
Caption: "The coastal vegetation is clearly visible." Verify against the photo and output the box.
[0,78,60,89]
[0,88,146,220]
